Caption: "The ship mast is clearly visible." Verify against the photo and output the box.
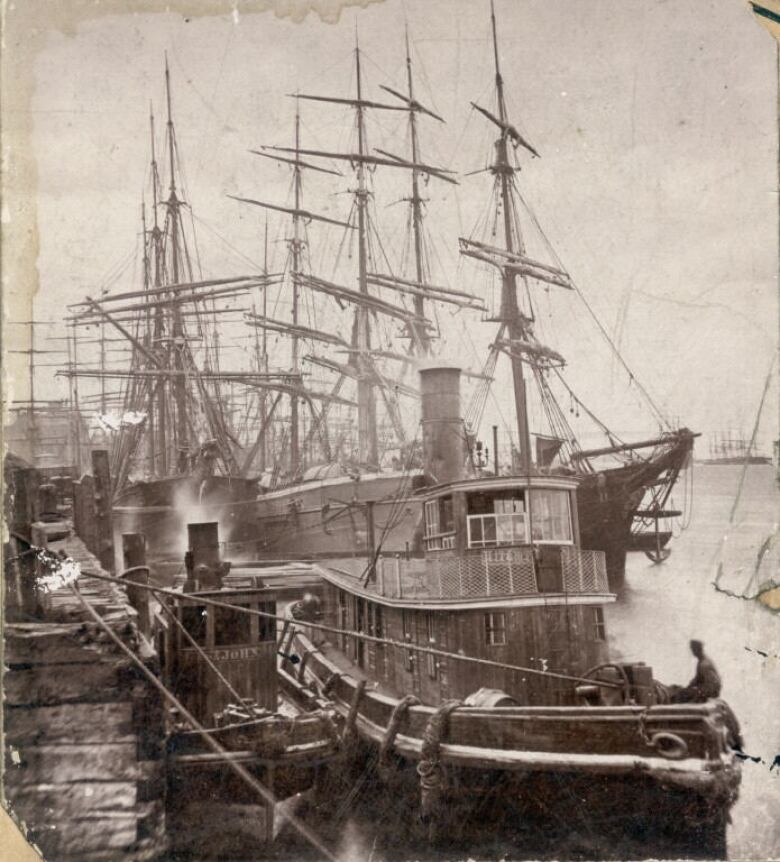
[65,63,284,493]
[29,318,37,462]
[290,110,303,474]
[353,38,379,467]
[141,199,155,473]
[235,112,350,477]
[490,1,532,472]
[150,103,167,474]
[164,56,189,471]
[242,39,456,471]
[252,219,269,474]
[404,29,431,355]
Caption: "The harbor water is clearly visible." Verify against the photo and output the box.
[608,463,780,862]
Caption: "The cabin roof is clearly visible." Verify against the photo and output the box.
[419,473,580,500]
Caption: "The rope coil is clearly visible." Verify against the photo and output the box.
[378,694,420,777]
[416,699,461,839]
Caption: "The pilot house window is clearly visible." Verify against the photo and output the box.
[424,500,440,537]
[425,612,438,679]
[484,612,507,646]
[424,497,455,550]
[530,490,573,543]
[402,610,415,672]
[214,604,251,647]
[467,494,527,548]
[181,604,207,646]
[256,602,276,642]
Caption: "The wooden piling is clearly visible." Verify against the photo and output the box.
[91,449,114,573]
[121,533,150,637]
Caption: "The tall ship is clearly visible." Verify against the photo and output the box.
[282,366,741,858]
[61,7,694,584]
[243,8,694,588]
[64,62,282,559]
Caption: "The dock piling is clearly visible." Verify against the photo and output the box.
[121,532,150,636]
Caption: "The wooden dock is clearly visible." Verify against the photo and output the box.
[4,530,168,861]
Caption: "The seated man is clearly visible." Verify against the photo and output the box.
[671,639,721,703]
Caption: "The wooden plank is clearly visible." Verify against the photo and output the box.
[4,702,134,745]
[4,664,124,706]
[7,743,140,784]
[8,781,137,815]
[29,812,138,856]
[4,625,120,665]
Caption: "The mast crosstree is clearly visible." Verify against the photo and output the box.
[236,32,455,474]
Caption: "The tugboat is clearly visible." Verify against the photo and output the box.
[154,521,340,855]
[284,367,742,859]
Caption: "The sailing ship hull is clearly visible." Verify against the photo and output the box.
[251,471,425,559]
[577,432,694,587]
[113,474,259,562]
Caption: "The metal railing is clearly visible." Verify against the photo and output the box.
[376,546,608,600]
[561,547,609,593]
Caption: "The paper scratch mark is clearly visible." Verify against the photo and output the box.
[743,645,779,660]
[732,748,780,773]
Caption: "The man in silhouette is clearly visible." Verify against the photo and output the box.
[672,639,722,702]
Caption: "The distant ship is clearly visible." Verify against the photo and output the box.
[698,431,771,465]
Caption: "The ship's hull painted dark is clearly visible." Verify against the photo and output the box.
[577,433,694,588]
[250,435,693,589]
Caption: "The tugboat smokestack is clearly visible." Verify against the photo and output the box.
[184,521,225,592]
[420,366,467,485]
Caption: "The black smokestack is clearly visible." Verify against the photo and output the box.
[420,367,467,484]
[184,521,225,592]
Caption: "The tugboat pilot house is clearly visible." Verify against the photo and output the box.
[316,367,616,707]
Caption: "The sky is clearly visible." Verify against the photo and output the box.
[10,0,779,452]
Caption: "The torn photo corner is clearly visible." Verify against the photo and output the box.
[2,1,778,861]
